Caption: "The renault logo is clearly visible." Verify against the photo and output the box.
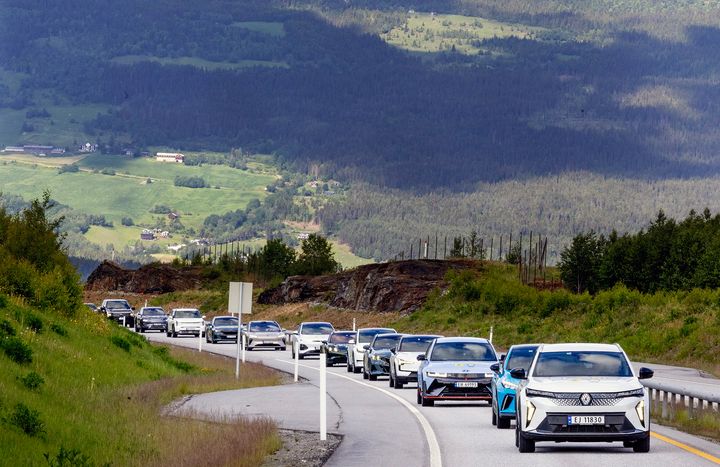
[580,393,592,406]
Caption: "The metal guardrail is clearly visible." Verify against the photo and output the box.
[642,379,720,419]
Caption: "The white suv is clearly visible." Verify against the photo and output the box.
[346,327,396,374]
[291,322,335,359]
[166,308,204,338]
[513,343,653,453]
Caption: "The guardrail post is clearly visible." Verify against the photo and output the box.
[688,396,695,418]
[661,390,668,419]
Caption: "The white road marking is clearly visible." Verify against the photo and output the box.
[276,358,443,467]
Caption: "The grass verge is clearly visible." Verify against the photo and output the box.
[654,408,720,443]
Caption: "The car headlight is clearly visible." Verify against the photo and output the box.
[635,400,645,427]
[526,400,536,427]
[372,355,381,361]
[484,372,494,378]
[616,388,645,398]
[426,371,448,378]
[499,380,519,390]
[526,388,556,398]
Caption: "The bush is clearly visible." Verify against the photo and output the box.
[19,371,44,390]
[121,217,134,226]
[174,175,207,188]
[2,336,33,364]
[26,313,43,333]
[9,403,45,436]
[57,164,79,174]
[44,446,93,467]
[50,323,67,336]
[110,335,131,352]
[100,168,115,175]
[0,319,15,337]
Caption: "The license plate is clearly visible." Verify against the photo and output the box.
[454,381,478,388]
[568,415,605,425]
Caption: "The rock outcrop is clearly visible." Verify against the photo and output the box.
[85,261,203,294]
[258,259,476,314]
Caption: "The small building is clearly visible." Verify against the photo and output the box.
[79,142,98,153]
[297,232,310,240]
[23,145,54,155]
[167,212,179,220]
[140,229,155,241]
[156,152,185,163]
[2,146,25,153]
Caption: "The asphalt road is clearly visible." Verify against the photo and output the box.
[144,332,720,467]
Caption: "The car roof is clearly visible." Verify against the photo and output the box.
[357,327,396,332]
[400,334,442,340]
[173,308,200,311]
[300,321,333,325]
[331,330,355,335]
[248,319,276,323]
[141,306,163,310]
[215,315,238,319]
[373,333,407,339]
[434,337,491,344]
[508,344,540,351]
[538,343,621,353]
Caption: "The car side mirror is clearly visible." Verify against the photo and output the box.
[417,354,426,361]
[362,344,369,350]
[499,354,506,362]
[638,367,654,380]
[390,347,396,354]
[509,368,527,380]
[490,363,501,374]
[321,340,327,345]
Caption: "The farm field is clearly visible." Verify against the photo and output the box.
[0,155,275,232]
[381,12,548,56]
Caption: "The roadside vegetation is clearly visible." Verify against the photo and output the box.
[0,195,283,465]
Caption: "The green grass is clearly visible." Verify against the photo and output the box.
[0,296,281,466]
[112,54,289,70]
[232,21,285,37]
[391,262,720,372]
[332,241,374,269]
[382,13,548,56]
[0,156,276,232]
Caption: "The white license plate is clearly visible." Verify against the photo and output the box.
[454,381,478,388]
[568,415,605,425]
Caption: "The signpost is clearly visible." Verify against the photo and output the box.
[229,282,253,379]
[320,348,327,441]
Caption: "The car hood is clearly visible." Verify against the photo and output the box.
[214,325,239,330]
[372,349,392,358]
[299,334,330,341]
[247,331,282,336]
[396,351,423,361]
[174,317,202,323]
[142,316,166,320]
[528,377,642,393]
[425,361,496,374]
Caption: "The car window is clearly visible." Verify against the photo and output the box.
[175,310,201,318]
[533,351,633,377]
[505,347,538,372]
[215,317,239,326]
[399,336,437,352]
[358,328,395,343]
[142,308,165,316]
[249,321,279,332]
[329,333,354,344]
[372,335,402,350]
[430,342,497,361]
[106,300,131,309]
[301,323,334,334]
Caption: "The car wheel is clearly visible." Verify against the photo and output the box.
[281,347,286,351]
[497,416,511,429]
[492,407,497,426]
[518,431,535,453]
[633,434,650,453]
[298,353,304,359]
[421,394,434,407]
[172,327,178,338]
[363,368,369,379]
[369,373,377,381]
[395,379,404,389]
[347,362,353,373]
[325,359,333,367]
[389,374,395,388]
[417,389,422,405]
[353,363,361,374]
[166,327,171,337]
[139,327,145,333]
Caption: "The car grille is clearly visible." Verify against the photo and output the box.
[538,413,635,434]
[446,373,488,379]
[553,397,619,407]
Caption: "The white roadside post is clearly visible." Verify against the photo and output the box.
[352,318,356,331]
[242,333,247,363]
[320,346,327,441]
[230,282,253,379]
[198,320,203,352]
[294,339,299,382]
[489,326,494,344]
[122,316,126,327]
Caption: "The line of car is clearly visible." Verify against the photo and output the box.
[87,302,656,454]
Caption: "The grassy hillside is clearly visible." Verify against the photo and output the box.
[391,263,720,373]
[0,295,281,466]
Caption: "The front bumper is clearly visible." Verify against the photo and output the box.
[247,335,283,348]
[497,388,517,418]
[213,330,238,341]
[175,326,202,335]
[326,350,348,364]
[367,358,390,376]
[297,341,323,356]
[524,412,648,442]
[139,320,166,330]
[422,377,493,400]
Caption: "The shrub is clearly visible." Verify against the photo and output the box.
[110,335,131,352]
[9,403,45,436]
[152,346,193,372]
[26,313,43,333]
[50,323,68,336]
[100,168,115,175]
[174,175,207,188]
[44,446,93,467]
[0,319,15,337]
[121,217,134,226]
[19,371,45,390]
[2,336,33,364]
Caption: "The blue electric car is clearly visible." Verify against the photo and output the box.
[490,344,539,429]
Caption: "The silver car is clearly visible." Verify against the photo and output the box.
[244,320,286,351]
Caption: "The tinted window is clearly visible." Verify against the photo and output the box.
[302,323,334,334]
[143,308,165,316]
[372,335,402,350]
[430,342,497,362]
[106,300,130,309]
[216,317,239,326]
[358,328,395,343]
[329,332,354,344]
[533,351,632,377]
[175,310,201,318]
[505,347,538,372]
[399,336,437,352]
[249,321,279,332]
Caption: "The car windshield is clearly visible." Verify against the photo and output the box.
[329,333,354,344]
[533,351,633,377]
[249,321,279,332]
[506,347,538,372]
[430,342,497,361]
[143,308,165,316]
[358,328,395,343]
[215,317,239,326]
[302,323,334,334]
[175,310,201,318]
[106,300,130,309]
[372,335,402,350]
[399,336,437,352]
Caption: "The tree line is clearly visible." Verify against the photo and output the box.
[559,209,720,294]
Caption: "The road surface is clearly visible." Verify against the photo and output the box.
[144,332,720,466]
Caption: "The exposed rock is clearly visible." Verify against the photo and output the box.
[258,259,476,314]
[85,260,203,294]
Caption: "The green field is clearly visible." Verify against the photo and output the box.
[382,13,547,56]
[0,155,276,233]
[112,55,288,70]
